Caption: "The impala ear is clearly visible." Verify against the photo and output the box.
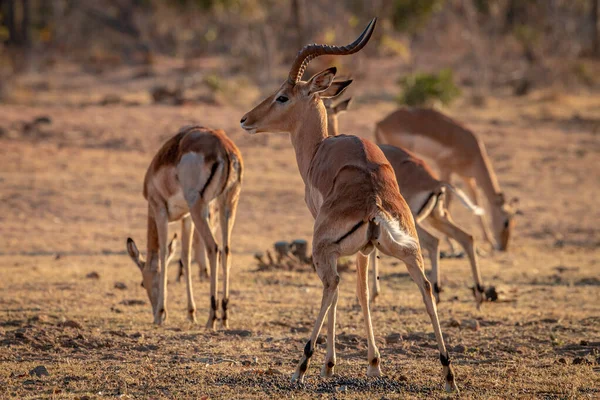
[333,97,352,114]
[320,79,353,99]
[126,238,143,270]
[307,67,337,95]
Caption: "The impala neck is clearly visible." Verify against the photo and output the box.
[473,150,502,206]
[290,101,329,184]
[146,208,160,270]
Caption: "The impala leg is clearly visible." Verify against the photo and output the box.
[321,286,339,377]
[370,249,381,301]
[438,170,460,257]
[189,202,219,330]
[417,224,442,303]
[219,185,241,329]
[194,232,209,281]
[150,200,170,325]
[181,216,197,322]
[429,210,485,308]
[292,243,339,384]
[376,231,458,393]
[356,251,381,377]
[464,177,493,248]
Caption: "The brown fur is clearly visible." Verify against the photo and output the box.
[375,107,516,251]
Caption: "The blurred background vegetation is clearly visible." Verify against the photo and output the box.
[1,0,599,106]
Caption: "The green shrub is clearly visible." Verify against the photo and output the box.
[397,69,461,107]
[391,0,445,33]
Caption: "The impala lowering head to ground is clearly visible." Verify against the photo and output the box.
[240,18,458,392]
[374,108,520,251]
[126,125,243,328]
[325,96,488,308]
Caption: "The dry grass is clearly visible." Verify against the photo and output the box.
[0,59,599,399]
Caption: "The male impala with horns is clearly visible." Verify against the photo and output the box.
[240,18,459,392]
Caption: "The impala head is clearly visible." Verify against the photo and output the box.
[491,193,520,251]
[323,87,353,137]
[126,234,177,315]
[240,18,376,136]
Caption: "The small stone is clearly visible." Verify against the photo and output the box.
[335,385,348,393]
[29,365,49,377]
[385,333,402,344]
[462,319,480,331]
[114,282,128,290]
[60,320,83,329]
[572,357,591,365]
[120,299,145,306]
[241,360,252,366]
[264,368,283,375]
[223,329,252,337]
[449,318,461,328]
[86,272,100,279]
[453,344,467,353]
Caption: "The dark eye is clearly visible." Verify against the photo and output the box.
[140,281,145,288]
[504,219,510,229]
[276,95,288,103]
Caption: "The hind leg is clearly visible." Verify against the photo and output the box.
[356,251,381,376]
[417,224,442,303]
[370,249,381,301]
[429,209,485,308]
[376,230,458,393]
[181,216,197,322]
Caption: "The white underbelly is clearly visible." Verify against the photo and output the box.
[408,134,454,163]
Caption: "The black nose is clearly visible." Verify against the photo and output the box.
[240,116,247,124]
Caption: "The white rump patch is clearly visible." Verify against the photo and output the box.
[374,214,419,250]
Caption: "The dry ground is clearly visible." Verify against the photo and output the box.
[0,59,599,399]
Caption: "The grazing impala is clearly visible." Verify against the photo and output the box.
[375,108,518,251]
[126,125,243,328]
[240,19,458,392]
[324,95,487,307]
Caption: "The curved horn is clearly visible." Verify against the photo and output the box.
[287,17,377,85]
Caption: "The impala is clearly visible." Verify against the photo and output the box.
[126,125,243,328]
[324,95,487,307]
[375,108,518,251]
[240,18,458,392]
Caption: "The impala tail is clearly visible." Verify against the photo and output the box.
[442,183,484,215]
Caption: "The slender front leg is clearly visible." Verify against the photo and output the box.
[464,177,493,248]
[150,200,169,325]
[370,249,381,301]
[181,216,197,322]
[291,245,339,384]
[219,186,240,328]
[189,202,219,330]
[356,252,381,377]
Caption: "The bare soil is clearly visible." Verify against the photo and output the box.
[0,59,599,399]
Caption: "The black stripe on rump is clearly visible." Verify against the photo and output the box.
[199,162,219,199]
[334,221,365,244]
[416,192,435,216]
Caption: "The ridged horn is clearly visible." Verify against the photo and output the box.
[287,17,377,85]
